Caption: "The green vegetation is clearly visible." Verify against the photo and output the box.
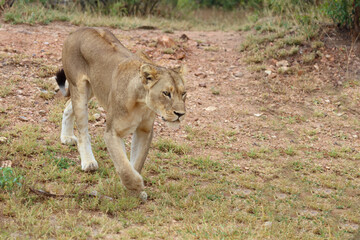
[0,167,23,191]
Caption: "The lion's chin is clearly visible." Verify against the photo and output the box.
[164,120,180,130]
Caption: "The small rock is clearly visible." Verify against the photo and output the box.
[89,190,98,197]
[205,106,217,112]
[254,113,263,117]
[264,221,272,227]
[16,90,23,95]
[44,42,49,45]
[276,60,289,67]
[98,107,105,112]
[353,135,358,138]
[19,116,29,122]
[325,99,330,103]
[93,113,101,120]
[0,160,12,168]
[194,72,207,78]
[0,136,7,143]
[314,64,319,70]
[233,72,244,78]
[39,110,46,115]
[265,70,272,75]
[325,54,331,58]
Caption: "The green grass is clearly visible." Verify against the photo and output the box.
[239,7,322,75]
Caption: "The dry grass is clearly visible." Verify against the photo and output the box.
[3,3,246,31]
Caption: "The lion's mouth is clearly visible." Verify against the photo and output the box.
[162,117,180,123]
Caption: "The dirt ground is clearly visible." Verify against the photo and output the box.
[1,21,360,238]
[1,22,359,155]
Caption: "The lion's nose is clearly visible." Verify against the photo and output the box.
[174,111,185,118]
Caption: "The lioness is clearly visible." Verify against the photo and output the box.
[55,28,186,201]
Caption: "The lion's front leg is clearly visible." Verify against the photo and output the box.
[130,126,153,173]
[104,129,147,201]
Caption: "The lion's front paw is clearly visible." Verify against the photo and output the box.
[61,135,77,146]
[81,160,98,171]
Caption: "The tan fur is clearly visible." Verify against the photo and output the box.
[58,27,186,200]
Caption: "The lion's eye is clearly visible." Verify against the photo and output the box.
[146,76,152,81]
[182,92,187,97]
[163,91,171,98]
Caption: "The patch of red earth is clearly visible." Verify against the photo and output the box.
[0,22,359,167]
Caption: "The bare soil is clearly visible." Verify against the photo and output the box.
[1,22,359,156]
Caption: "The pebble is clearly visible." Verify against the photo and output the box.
[276,60,289,67]
[0,136,7,143]
[233,72,244,78]
[264,221,272,227]
[265,70,272,75]
[205,106,217,112]
[93,113,101,120]
[19,116,29,121]
[39,110,46,115]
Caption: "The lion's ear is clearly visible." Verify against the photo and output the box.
[140,64,158,88]
[172,65,187,76]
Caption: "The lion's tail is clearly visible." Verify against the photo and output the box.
[55,69,70,97]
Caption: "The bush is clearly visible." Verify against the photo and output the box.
[323,0,353,29]
[322,0,360,35]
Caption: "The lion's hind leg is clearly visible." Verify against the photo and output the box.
[70,79,98,171]
[60,99,77,146]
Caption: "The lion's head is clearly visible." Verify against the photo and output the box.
[140,64,186,129]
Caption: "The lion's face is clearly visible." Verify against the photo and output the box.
[141,64,186,128]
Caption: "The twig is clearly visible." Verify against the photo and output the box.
[29,187,113,200]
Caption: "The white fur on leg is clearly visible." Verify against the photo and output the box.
[139,191,147,202]
[78,134,98,171]
[61,101,77,146]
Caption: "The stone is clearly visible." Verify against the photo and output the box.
[205,106,217,112]
[233,72,244,78]
[39,110,46,115]
[0,136,7,143]
[93,113,101,120]
[276,60,289,67]
[19,116,29,122]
